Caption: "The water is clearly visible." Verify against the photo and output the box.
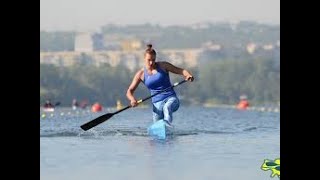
[40,106,280,180]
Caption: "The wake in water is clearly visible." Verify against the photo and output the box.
[40,127,259,138]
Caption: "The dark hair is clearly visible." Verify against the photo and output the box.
[145,44,156,57]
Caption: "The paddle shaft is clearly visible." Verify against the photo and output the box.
[80,79,187,131]
[116,79,187,114]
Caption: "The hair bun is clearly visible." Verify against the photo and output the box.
[147,44,152,49]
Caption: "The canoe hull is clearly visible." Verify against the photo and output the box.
[43,108,55,112]
[147,120,173,139]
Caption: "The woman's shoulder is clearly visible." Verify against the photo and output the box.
[158,61,173,66]
[157,61,167,64]
[157,61,169,68]
[157,61,170,72]
[135,68,144,79]
[136,68,144,75]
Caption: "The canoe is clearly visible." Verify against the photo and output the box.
[43,108,54,112]
[147,120,174,139]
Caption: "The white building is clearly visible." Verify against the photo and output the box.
[74,32,94,52]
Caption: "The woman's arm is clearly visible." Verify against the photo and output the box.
[126,69,143,107]
[160,61,194,81]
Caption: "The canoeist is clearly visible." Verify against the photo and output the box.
[43,100,55,112]
[44,100,53,108]
[72,98,79,110]
[126,44,194,126]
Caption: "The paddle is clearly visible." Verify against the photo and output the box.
[54,102,61,107]
[80,79,188,131]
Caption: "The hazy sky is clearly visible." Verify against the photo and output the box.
[40,0,280,31]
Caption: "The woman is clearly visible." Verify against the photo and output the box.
[126,44,194,125]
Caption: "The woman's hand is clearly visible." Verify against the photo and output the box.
[130,99,138,107]
[185,75,194,82]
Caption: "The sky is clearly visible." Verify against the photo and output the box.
[40,0,280,31]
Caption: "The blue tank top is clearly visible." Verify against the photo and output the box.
[143,64,176,103]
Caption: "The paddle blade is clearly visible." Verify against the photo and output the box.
[80,113,114,131]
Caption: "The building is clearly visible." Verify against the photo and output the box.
[74,32,93,52]
[74,32,105,52]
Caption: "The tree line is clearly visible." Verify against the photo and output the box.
[40,57,279,107]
